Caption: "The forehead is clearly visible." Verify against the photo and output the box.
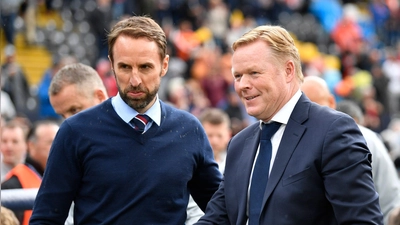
[202,122,230,132]
[51,85,92,108]
[232,41,270,67]
[1,127,25,139]
[35,124,59,136]
[113,35,161,62]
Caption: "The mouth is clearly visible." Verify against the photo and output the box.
[127,88,146,97]
[244,95,257,101]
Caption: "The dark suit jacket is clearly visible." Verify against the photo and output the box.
[196,94,383,225]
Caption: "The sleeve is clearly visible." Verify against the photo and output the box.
[186,195,204,225]
[188,120,223,211]
[322,115,383,224]
[195,179,230,225]
[366,129,400,224]
[30,121,82,224]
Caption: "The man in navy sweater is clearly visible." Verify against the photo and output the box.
[30,16,223,224]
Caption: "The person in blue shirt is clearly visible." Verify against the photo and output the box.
[30,15,222,224]
[37,55,76,120]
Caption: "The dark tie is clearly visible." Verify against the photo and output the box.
[248,122,281,225]
[130,114,151,133]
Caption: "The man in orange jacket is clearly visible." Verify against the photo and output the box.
[1,120,59,225]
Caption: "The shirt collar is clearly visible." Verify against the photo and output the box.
[111,93,161,126]
[260,89,302,127]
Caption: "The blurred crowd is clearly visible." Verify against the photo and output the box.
[1,0,400,167]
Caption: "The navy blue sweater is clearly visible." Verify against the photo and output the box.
[30,99,222,224]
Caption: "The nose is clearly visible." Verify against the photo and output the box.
[2,141,12,149]
[64,113,73,119]
[129,70,142,87]
[236,74,251,90]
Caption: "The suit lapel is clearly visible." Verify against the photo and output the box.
[235,124,260,220]
[262,94,310,208]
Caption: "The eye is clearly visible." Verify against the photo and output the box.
[70,107,81,115]
[233,74,242,81]
[140,64,153,70]
[121,65,130,69]
[117,63,131,70]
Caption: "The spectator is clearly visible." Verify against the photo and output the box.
[382,48,400,116]
[1,45,32,118]
[381,117,400,161]
[369,0,391,47]
[200,51,230,108]
[37,55,76,120]
[1,89,17,121]
[20,0,38,45]
[186,108,232,224]
[95,59,118,97]
[0,121,28,182]
[331,4,364,54]
[198,107,232,173]
[1,206,20,225]
[205,0,229,48]
[87,0,113,62]
[170,19,201,62]
[0,0,23,45]
[2,120,60,225]
[48,62,110,225]
[48,63,108,119]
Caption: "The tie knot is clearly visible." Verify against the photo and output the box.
[261,122,281,140]
[131,114,151,133]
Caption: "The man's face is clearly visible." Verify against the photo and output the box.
[28,124,59,169]
[50,84,102,119]
[232,40,292,122]
[110,35,169,113]
[202,122,231,155]
[1,127,27,166]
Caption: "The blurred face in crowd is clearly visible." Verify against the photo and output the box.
[202,122,231,156]
[1,126,27,166]
[300,76,336,109]
[50,84,106,119]
[232,40,296,122]
[110,35,169,113]
[28,123,59,170]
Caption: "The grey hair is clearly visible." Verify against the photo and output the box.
[336,100,364,125]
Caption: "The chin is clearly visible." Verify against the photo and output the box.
[245,105,258,114]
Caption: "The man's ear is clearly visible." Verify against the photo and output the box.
[94,89,108,102]
[161,54,170,77]
[329,94,336,109]
[108,56,115,75]
[285,60,295,82]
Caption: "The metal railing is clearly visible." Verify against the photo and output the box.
[1,188,38,210]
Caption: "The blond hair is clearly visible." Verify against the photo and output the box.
[232,25,303,82]
[1,206,20,225]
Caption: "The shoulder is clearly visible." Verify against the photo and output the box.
[67,99,113,123]
[358,125,388,155]
[1,175,22,189]
[160,101,200,123]
[307,101,354,126]
[230,122,259,142]
[292,93,350,126]
[58,99,116,136]
[358,125,379,141]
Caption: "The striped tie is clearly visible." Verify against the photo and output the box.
[131,114,150,133]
